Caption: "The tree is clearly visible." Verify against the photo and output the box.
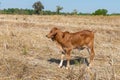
[72,9,78,15]
[32,1,44,14]
[92,9,108,15]
[56,6,63,14]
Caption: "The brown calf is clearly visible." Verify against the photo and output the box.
[46,27,95,69]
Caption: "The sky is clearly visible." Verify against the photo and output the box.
[0,0,120,14]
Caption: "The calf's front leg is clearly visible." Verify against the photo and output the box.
[58,54,65,68]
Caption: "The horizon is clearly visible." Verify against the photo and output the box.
[0,0,120,14]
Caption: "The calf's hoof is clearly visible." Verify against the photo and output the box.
[66,66,70,70]
[58,65,62,68]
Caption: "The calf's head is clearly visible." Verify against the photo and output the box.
[46,27,58,40]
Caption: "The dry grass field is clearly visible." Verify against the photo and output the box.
[0,14,120,80]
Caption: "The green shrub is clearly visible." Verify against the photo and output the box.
[92,9,108,15]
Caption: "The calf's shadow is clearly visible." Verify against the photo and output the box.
[48,56,89,67]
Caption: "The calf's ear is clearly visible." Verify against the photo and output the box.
[62,32,66,38]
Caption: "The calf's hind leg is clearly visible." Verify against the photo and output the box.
[65,49,71,69]
[89,46,95,67]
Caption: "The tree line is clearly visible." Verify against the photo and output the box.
[0,8,91,15]
[0,1,119,15]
